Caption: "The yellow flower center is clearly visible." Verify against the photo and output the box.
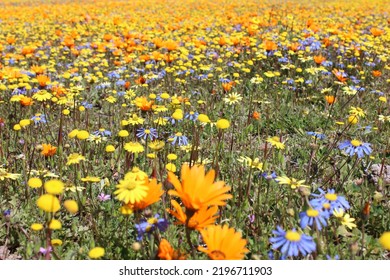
[175,132,183,137]
[306,209,319,217]
[144,129,151,134]
[325,193,338,201]
[210,250,226,260]
[323,203,331,209]
[351,140,362,147]
[147,217,158,225]
[285,230,301,242]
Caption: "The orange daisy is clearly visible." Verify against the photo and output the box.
[157,239,186,260]
[41,144,57,157]
[198,225,249,260]
[167,164,232,211]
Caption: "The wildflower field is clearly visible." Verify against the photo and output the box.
[0,0,389,260]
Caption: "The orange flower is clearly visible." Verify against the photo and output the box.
[313,55,326,65]
[325,95,336,105]
[222,81,235,92]
[135,76,146,85]
[20,96,33,107]
[370,27,384,37]
[167,164,232,211]
[289,42,300,52]
[128,178,164,210]
[135,96,153,111]
[263,40,277,51]
[322,37,331,47]
[218,37,227,46]
[252,111,260,120]
[167,200,219,230]
[30,65,45,75]
[198,225,249,260]
[157,239,186,260]
[372,70,382,77]
[41,144,57,157]
[37,75,50,87]
[332,69,347,83]
[163,40,179,52]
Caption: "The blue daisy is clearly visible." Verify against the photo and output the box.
[269,226,316,258]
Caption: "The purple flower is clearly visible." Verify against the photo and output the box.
[269,226,316,258]
[97,193,111,202]
[135,214,168,241]
[39,246,52,255]
[339,140,372,158]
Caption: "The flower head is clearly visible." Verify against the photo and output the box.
[338,140,372,158]
[198,225,249,260]
[276,175,309,189]
[135,214,169,241]
[299,208,330,231]
[114,171,149,204]
[310,188,350,212]
[168,164,232,211]
[158,239,186,260]
[269,226,316,258]
[267,136,285,149]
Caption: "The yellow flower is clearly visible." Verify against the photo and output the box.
[68,129,79,138]
[32,90,51,101]
[49,219,62,230]
[266,136,285,149]
[66,153,86,165]
[114,171,149,204]
[105,145,115,152]
[76,130,90,140]
[166,163,176,172]
[31,223,44,231]
[37,194,61,213]
[379,232,390,250]
[276,175,309,189]
[124,142,144,154]
[64,200,79,214]
[88,247,105,259]
[118,130,129,137]
[216,119,230,129]
[44,179,64,195]
[19,119,31,127]
[51,239,63,246]
[198,114,210,124]
[28,177,42,188]
[148,140,165,151]
[167,153,177,160]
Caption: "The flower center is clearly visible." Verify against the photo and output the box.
[351,140,362,147]
[175,132,182,137]
[325,193,338,201]
[210,250,226,260]
[323,203,331,209]
[144,129,151,134]
[285,230,301,242]
[306,209,319,217]
[147,217,158,225]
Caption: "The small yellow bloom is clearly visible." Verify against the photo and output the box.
[166,163,177,172]
[68,129,79,138]
[36,194,61,213]
[64,200,79,214]
[49,219,62,230]
[31,223,44,231]
[216,119,230,129]
[89,247,105,259]
[76,130,90,140]
[105,145,115,153]
[28,177,42,188]
[44,179,64,195]
[379,232,390,250]
[51,239,63,246]
[118,130,129,137]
